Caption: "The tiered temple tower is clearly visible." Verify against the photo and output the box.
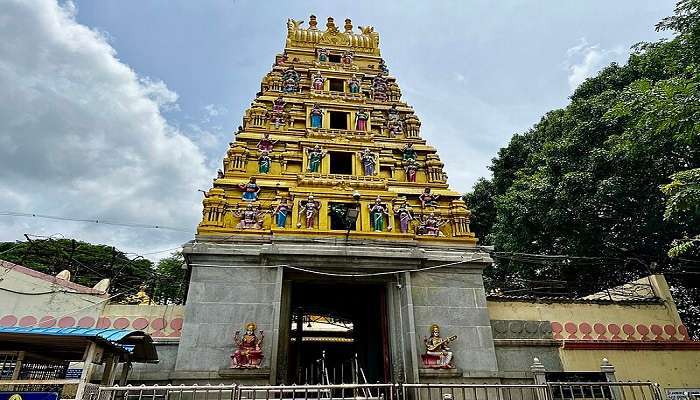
[198,16,474,241]
[180,17,496,385]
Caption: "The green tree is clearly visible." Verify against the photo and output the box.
[152,252,187,304]
[661,168,700,256]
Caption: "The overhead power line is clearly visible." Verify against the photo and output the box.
[0,211,192,233]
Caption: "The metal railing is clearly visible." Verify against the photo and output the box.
[93,381,663,400]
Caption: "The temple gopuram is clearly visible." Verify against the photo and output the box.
[184,15,491,384]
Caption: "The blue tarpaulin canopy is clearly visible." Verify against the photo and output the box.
[0,326,158,363]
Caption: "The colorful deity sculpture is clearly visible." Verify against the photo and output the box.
[309,104,323,128]
[317,48,329,62]
[387,104,403,136]
[275,51,288,66]
[270,96,286,128]
[355,108,369,131]
[230,322,264,369]
[402,142,417,161]
[379,59,389,74]
[394,200,415,234]
[369,196,390,232]
[348,75,361,94]
[342,50,354,65]
[405,158,420,182]
[282,65,300,93]
[234,203,265,229]
[417,213,447,236]
[258,150,271,174]
[359,148,378,176]
[238,177,261,202]
[372,73,389,101]
[272,198,292,228]
[419,187,440,207]
[297,194,321,229]
[217,168,225,179]
[257,132,277,152]
[306,145,326,173]
[311,72,325,90]
[422,324,456,369]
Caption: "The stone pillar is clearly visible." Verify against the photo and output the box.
[600,358,621,400]
[530,357,547,384]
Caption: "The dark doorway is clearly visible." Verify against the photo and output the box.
[329,79,345,92]
[328,54,341,63]
[287,282,389,384]
[329,111,348,130]
[329,151,353,175]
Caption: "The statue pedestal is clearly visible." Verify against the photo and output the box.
[419,368,463,379]
[217,368,271,379]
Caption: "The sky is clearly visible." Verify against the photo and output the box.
[0,0,675,259]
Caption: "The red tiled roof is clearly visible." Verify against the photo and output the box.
[0,259,108,296]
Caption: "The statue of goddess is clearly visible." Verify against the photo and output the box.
[417,212,447,236]
[230,322,264,368]
[348,75,361,94]
[387,104,403,136]
[306,145,326,173]
[257,132,277,152]
[419,187,439,208]
[270,96,286,128]
[272,198,292,228]
[258,150,271,174]
[317,48,329,62]
[368,196,390,232]
[238,177,261,202]
[355,108,369,131]
[402,142,417,161]
[282,65,300,93]
[372,73,388,101]
[422,324,456,369]
[394,200,415,233]
[309,103,323,128]
[359,148,378,176]
[297,194,321,229]
[311,72,325,90]
[342,50,354,65]
[404,158,420,182]
[234,203,265,229]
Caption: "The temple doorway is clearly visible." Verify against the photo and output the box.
[286,281,389,384]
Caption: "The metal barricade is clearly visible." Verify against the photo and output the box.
[401,383,548,400]
[236,383,394,400]
[545,382,664,400]
[95,384,238,400]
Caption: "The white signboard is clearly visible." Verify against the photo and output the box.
[667,389,700,400]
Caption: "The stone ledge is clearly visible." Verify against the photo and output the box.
[418,368,463,378]
[218,368,271,379]
[493,339,560,347]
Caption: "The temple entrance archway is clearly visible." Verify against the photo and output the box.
[285,281,390,384]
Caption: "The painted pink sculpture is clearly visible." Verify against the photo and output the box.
[355,108,369,131]
[230,322,264,368]
[422,324,456,369]
[297,194,321,229]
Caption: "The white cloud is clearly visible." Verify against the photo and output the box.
[564,38,627,92]
[204,103,227,117]
[0,0,210,257]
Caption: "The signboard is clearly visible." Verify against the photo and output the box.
[667,389,700,400]
[0,393,59,400]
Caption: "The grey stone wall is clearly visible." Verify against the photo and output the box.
[411,270,498,373]
[175,264,280,374]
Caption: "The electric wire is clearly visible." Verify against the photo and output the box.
[0,211,192,233]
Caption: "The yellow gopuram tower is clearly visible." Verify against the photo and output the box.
[198,15,475,244]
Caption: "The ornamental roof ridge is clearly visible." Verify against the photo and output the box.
[286,15,380,55]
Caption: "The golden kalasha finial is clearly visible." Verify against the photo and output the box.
[344,18,353,33]
[309,15,318,30]
[326,17,338,33]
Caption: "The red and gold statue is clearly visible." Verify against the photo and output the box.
[422,324,457,368]
[230,322,264,368]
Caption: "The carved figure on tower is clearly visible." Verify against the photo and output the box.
[306,145,326,173]
[234,203,266,230]
[417,212,447,236]
[402,142,417,161]
[308,15,318,30]
[217,169,225,179]
[270,96,286,128]
[297,194,321,229]
[387,104,403,136]
[369,196,390,232]
[309,103,323,129]
[394,200,415,234]
[422,324,456,369]
[348,75,361,94]
[258,150,271,174]
[359,147,378,176]
[282,65,300,93]
[419,187,439,208]
[355,108,369,131]
[404,158,420,182]
[379,59,389,74]
[317,47,328,62]
[272,198,292,228]
[342,50,354,65]
[238,177,261,202]
[372,72,388,101]
[230,322,264,369]
[311,71,325,90]
[257,132,277,152]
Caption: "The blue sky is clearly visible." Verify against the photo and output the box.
[0,0,675,257]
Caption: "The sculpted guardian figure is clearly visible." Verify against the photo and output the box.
[297,194,321,229]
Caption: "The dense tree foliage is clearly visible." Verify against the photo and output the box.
[465,0,700,336]
[0,238,186,304]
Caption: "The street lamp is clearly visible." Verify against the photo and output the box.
[345,191,361,239]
